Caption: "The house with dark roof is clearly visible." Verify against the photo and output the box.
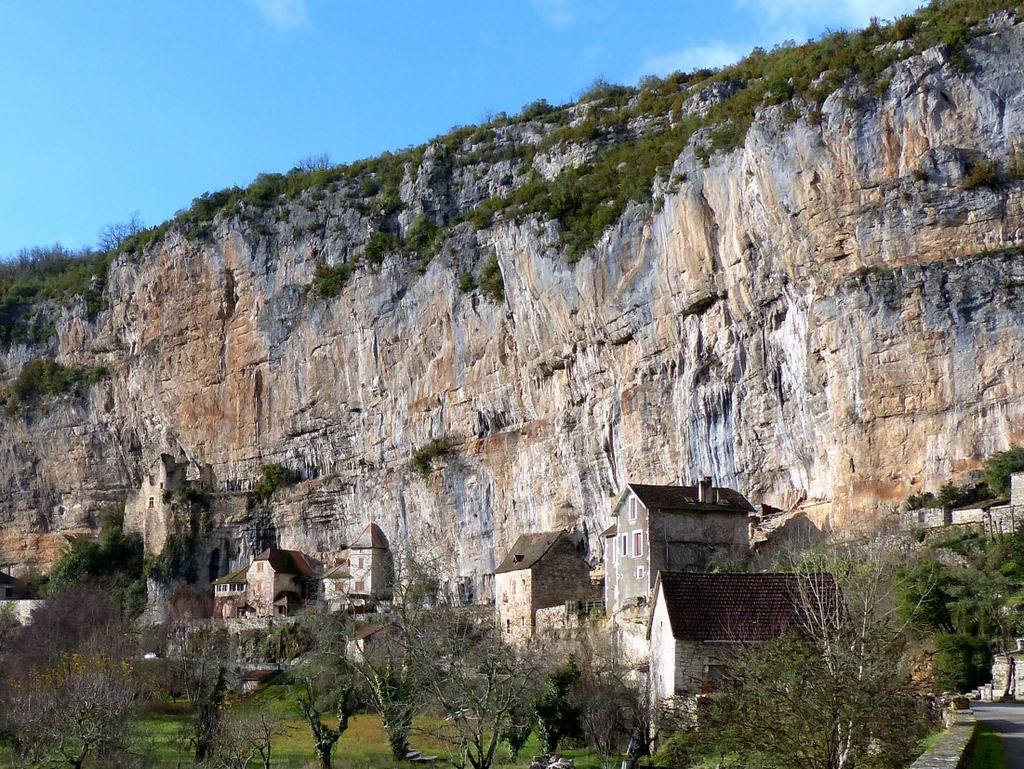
[213,548,319,618]
[603,479,756,618]
[647,571,836,707]
[494,530,598,641]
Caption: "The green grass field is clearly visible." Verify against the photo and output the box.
[0,688,612,769]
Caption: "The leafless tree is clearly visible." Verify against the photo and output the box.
[5,649,144,769]
[575,636,649,769]
[297,154,333,172]
[413,607,541,769]
[97,212,144,252]
[209,706,288,769]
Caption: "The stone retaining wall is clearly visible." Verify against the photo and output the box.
[908,711,977,769]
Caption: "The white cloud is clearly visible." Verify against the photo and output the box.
[639,43,747,78]
[246,0,308,31]
[531,0,575,26]
[737,0,921,31]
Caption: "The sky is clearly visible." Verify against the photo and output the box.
[0,0,923,257]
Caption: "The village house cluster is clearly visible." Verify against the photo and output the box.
[1,476,833,713]
[211,523,391,618]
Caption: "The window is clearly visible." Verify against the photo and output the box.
[358,557,364,569]
[506,619,511,634]
[148,497,154,509]
[256,562,263,573]
[628,497,638,522]
[633,530,643,558]
[511,580,517,596]
[636,565,645,580]
[619,533,628,556]
[355,581,365,592]
[520,616,526,627]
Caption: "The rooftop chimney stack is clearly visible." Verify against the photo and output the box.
[698,476,712,503]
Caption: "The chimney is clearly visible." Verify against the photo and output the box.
[698,476,712,503]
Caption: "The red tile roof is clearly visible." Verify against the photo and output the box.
[253,548,319,577]
[653,572,837,641]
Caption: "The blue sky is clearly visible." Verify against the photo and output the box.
[0,0,922,257]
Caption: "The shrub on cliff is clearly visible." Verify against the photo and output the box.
[313,261,353,299]
[254,463,297,500]
[479,256,505,304]
[3,357,108,413]
[412,437,456,475]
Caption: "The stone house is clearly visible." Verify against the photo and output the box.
[603,480,756,618]
[213,548,319,618]
[647,572,831,709]
[348,523,390,602]
[320,560,352,611]
[316,523,391,611]
[494,530,598,641]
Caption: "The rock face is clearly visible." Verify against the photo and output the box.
[3,20,1024,595]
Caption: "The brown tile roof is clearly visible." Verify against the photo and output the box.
[627,483,755,513]
[653,572,836,641]
[254,548,319,577]
[352,523,389,550]
[494,531,566,574]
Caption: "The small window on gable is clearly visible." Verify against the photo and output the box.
[628,497,638,522]
[633,531,643,558]
[358,557,365,569]
[148,497,155,509]
[620,533,628,556]
[257,562,263,572]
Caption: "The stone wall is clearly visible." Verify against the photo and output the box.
[907,711,976,769]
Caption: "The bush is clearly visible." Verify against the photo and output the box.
[985,447,1024,496]
[254,463,297,501]
[479,256,505,304]
[4,358,108,411]
[365,232,401,265]
[313,261,354,299]
[963,159,1000,189]
[934,633,992,693]
[246,173,286,207]
[457,272,476,293]
[905,491,937,511]
[412,437,455,475]
[406,214,440,252]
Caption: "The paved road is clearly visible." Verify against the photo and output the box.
[972,703,1024,769]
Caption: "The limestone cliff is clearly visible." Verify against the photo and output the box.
[3,10,1024,597]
